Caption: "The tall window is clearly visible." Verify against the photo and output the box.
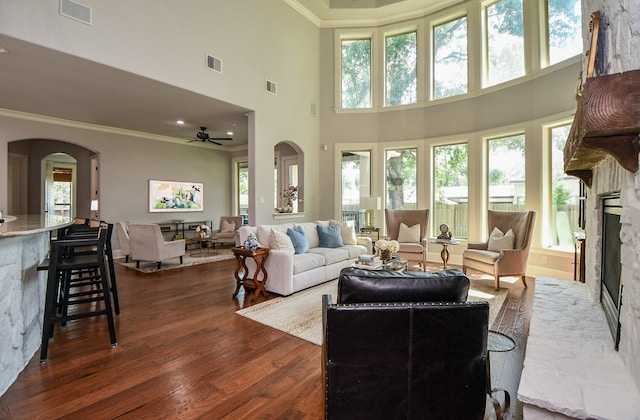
[547,0,582,65]
[485,0,525,86]
[488,134,525,210]
[433,16,468,99]
[341,151,371,230]
[550,124,581,248]
[385,31,417,106]
[341,38,372,109]
[386,148,417,210]
[237,161,249,225]
[433,143,468,238]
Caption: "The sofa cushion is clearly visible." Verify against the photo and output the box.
[257,224,291,247]
[343,244,368,259]
[309,247,350,265]
[292,252,325,274]
[287,225,309,254]
[270,229,295,253]
[297,222,320,248]
[317,224,344,248]
[330,219,357,245]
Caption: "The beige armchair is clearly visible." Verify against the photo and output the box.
[115,221,131,262]
[211,216,242,247]
[463,210,537,290]
[128,224,185,269]
[385,209,429,271]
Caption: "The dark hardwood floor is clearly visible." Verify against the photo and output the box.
[0,259,533,419]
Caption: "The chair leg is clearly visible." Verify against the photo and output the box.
[494,276,500,291]
[521,275,527,288]
[156,261,161,269]
[180,256,183,264]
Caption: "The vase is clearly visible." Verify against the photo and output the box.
[199,231,206,238]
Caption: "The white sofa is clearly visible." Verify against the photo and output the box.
[238,220,372,296]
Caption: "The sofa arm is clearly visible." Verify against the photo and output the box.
[357,237,372,254]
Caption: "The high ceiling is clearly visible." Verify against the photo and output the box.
[0,1,452,148]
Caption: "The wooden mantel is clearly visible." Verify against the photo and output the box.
[564,69,640,187]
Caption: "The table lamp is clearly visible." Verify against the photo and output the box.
[360,196,381,228]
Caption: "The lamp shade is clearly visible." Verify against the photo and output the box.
[360,196,381,210]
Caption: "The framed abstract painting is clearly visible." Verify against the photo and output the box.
[148,180,203,212]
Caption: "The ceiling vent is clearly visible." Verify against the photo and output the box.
[206,54,222,73]
[60,0,92,25]
[266,80,277,95]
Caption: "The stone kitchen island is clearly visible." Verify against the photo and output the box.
[0,215,72,397]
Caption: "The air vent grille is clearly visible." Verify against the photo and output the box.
[60,0,92,24]
[266,80,277,95]
[206,54,222,73]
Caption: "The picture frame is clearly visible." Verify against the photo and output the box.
[148,180,204,212]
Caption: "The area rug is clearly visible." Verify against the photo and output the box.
[236,279,508,346]
[116,248,234,273]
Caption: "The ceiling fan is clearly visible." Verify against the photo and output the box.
[189,126,232,145]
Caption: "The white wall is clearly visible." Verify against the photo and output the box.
[0,0,321,226]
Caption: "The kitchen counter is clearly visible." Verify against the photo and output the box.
[0,214,71,238]
[0,214,72,397]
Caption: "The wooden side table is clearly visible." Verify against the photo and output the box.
[232,247,270,300]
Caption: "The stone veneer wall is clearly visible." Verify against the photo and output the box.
[0,233,50,396]
[582,0,640,390]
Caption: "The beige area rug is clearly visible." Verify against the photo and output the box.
[236,279,508,346]
[116,248,234,273]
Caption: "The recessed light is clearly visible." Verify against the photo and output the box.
[226,131,234,136]
[176,120,184,125]
[0,46,10,54]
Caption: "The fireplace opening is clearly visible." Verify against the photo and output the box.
[601,193,622,350]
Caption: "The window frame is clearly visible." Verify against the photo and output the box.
[336,30,375,111]
[384,27,418,107]
[431,12,469,100]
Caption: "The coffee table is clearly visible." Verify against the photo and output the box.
[189,236,217,256]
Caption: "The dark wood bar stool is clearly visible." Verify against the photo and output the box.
[40,226,118,362]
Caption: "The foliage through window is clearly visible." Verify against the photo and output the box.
[547,0,582,65]
[386,148,417,210]
[341,151,371,231]
[433,143,468,238]
[550,124,581,248]
[488,134,525,210]
[433,16,468,99]
[485,0,525,86]
[385,31,417,106]
[341,38,372,109]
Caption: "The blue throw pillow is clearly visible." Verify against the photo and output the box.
[287,225,309,254]
[317,223,344,248]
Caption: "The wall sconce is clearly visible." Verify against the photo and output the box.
[360,196,382,228]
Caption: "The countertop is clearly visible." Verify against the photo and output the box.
[0,214,73,238]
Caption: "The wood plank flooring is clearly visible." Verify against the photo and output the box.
[0,259,533,419]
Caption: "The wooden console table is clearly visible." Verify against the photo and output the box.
[232,247,270,300]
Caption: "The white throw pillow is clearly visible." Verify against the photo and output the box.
[397,222,421,243]
[270,229,295,253]
[221,219,235,233]
[487,227,516,251]
[330,219,357,245]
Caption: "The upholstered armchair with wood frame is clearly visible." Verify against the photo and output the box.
[211,216,243,247]
[128,223,185,269]
[115,221,131,262]
[384,209,429,271]
[463,210,537,290]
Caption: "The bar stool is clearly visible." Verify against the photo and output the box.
[40,227,117,362]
